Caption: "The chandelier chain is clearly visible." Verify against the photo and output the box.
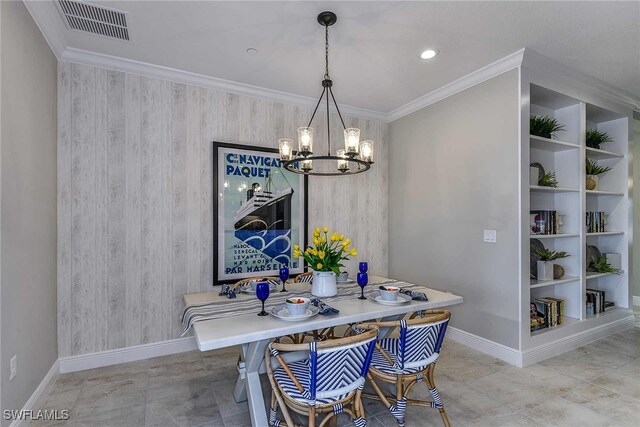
[325,25,330,79]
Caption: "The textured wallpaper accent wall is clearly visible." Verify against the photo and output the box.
[57,61,388,356]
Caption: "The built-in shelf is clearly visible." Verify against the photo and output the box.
[530,135,580,152]
[530,234,579,239]
[530,185,580,193]
[586,231,624,237]
[586,190,625,197]
[586,147,623,160]
[530,276,580,289]
[531,315,580,337]
[586,271,624,280]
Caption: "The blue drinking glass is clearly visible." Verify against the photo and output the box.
[279,267,290,292]
[256,282,270,316]
[359,262,368,274]
[357,272,368,300]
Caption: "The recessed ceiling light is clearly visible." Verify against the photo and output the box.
[246,48,258,55]
[419,49,439,60]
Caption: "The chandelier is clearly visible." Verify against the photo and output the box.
[278,11,374,176]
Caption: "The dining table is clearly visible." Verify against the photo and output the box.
[182,275,463,427]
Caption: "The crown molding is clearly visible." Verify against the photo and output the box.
[22,0,66,58]
[386,49,526,122]
[59,47,389,122]
[522,49,640,112]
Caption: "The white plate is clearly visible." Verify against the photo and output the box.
[270,305,320,321]
[370,292,412,305]
[241,282,279,294]
[337,279,356,284]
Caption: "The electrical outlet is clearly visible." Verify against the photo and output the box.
[484,229,497,243]
[10,355,17,381]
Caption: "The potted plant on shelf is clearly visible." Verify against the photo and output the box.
[293,227,357,297]
[530,115,565,139]
[587,255,621,275]
[533,248,570,281]
[586,159,611,191]
[586,129,613,149]
[538,171,559,188]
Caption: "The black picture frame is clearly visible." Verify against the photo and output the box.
[212,141,308,285]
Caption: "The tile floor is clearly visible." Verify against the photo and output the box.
[34,311,639,427]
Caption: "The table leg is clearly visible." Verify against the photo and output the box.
[233,343,249,403]
[236,339,270,427]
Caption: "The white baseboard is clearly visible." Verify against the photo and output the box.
[446,326,525,367]
[446,313,636,368]
[59,336,197,373]
[522,315,636,367]
[633,295,640,306]
[9,360,60,427]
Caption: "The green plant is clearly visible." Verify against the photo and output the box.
[587,255,621,274]
[538,171,559,188]
[534,248,570,262]
[585,129,613,149]
[530,115,565,138]
[293,226,357,275]
[586,159,611,176]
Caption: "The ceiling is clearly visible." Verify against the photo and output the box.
[28,1,640,114]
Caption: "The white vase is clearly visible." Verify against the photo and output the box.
[530,167,539,186]
[311,271,337,297]
[537,261,553,281]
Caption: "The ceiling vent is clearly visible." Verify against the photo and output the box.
[57,0,129,41]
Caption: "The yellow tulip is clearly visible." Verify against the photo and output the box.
[320,236,326,243]
[293,251,299,258]
[323,226,328,233]
[314,228,321,235]
[344,238,351,246]
[318,251,325,260]
[294,244,300,251]
[313,237,319,246]
[350,249,358,256]
[339,234,344,241]
[317,263,323,270]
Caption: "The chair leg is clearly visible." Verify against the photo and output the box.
[309,406,316,427]
[394,375,406,427]
[426,366,450,427]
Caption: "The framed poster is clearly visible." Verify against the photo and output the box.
[213,142,308,284]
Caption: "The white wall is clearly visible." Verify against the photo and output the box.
[388,70,521,349]
[1,1,58,423]
[57,61,388,357]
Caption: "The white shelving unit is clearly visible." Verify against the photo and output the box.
[520,75,633,361]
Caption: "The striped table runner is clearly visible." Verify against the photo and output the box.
[181,278,427,335]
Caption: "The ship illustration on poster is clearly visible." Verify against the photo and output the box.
[233,176,294,265]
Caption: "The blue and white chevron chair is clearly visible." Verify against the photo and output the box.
[359,310,451,427]
[265,325,379,427]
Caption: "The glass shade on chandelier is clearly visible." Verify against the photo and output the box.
[278,138,293,161]
[360,140,374,163]
[297,127,314,156]
[336,149,349,172]
[344,128,360,155]
[277,11,374,176]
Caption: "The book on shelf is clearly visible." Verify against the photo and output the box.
[586,289,611,316]
[586,211,606,233]
[531,210,559,235]
[530,297,565,332]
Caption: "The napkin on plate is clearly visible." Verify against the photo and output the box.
[310,298,339,315]
[399,289,428,301]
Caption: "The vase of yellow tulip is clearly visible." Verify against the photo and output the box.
[293,226,358,297]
